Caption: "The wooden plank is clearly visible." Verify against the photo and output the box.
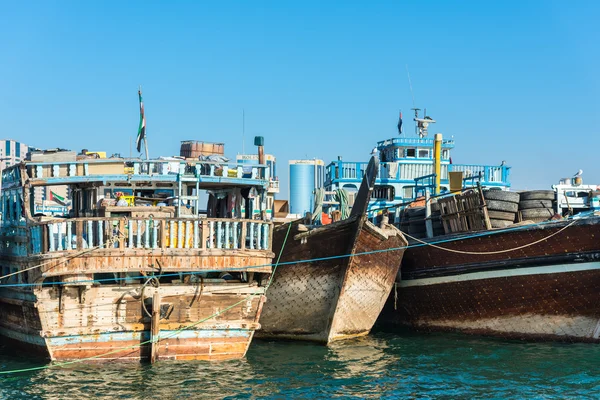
[150,291,160,363]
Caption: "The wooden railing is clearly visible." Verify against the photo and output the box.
[29,217,272,255]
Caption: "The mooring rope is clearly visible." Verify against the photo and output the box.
[0,236,120,282]
[0,218,581,287]
[401,219,578,255]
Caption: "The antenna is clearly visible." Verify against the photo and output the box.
[406,64,416,109]
[242,109,245,155]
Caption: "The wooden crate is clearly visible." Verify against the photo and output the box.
[438,190,491,234]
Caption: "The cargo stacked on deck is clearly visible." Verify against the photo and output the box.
[517,190,556,222]
[180,141,225,159]
[483,190,520,228]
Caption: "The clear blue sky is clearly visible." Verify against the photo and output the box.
[1,1,599,195]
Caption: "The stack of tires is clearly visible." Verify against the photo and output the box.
[406,207,427,238]
[518,190,555,223]
[483,190,520,228]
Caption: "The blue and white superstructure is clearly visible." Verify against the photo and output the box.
[323,109,511,220]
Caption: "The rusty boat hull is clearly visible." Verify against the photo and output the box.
[378,216,600,342]
[258,217,406,344]
[0,219,273,361]
[0,249,272,361]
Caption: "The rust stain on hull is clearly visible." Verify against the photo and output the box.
[258,217,406,344]
[0,283,267,361]
[379,217,600,342]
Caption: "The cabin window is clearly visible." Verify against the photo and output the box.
[371,185,395,201]
[406,149,416,158]
[403,186,413,199]
[418,149,429,158]
[565,191,589,198]
[442,150,449,159]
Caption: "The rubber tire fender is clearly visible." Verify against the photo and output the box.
[519,190,555,201]
[487,210,516,221]
[485,200,519,213]
[519,200,553,210]
[520,207,554,220]
[490,219,513,228]
[483,190,520,204]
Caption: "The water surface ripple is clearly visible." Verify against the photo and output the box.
[1,331,599,399]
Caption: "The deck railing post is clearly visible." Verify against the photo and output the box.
[249,223,255,250]
[119,219,125,249]
[262,223,269,249]
[216,222,222,249]
[97,220,104,248]
[169,221,175,248]
[193,220,199,249]
[144,220,150,248]
[233,222,239,249]
[160,220,166,249]
[152,221,158,249]
[136,220,142,248]
[177,221,184,249]
[128,220,134,249]
[66,222,72,250]
[225,221,230,248]
[185,221,192,249]
[208,221,214,249]
[87,220,94,247]
[256,222,262,250]
[76,221,83,250]
[56,223,63,251]
[240,221,247,250]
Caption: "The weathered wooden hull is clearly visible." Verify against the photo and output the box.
[379,217,600,342]
[0,282,266,361]
[258,218,407,344]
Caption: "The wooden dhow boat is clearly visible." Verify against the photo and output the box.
[0,153,274,361]
[258,157,407,343]
[379,187,600,343]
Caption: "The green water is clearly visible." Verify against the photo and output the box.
[0,330,598,399]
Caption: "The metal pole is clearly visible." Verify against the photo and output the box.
[433,133,442,195]
[144,137,149,161]
[425,190,433,238]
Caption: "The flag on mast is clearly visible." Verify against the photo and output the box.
[136,89,146,152]
[397,111,403,134]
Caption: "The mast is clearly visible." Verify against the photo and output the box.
[140,86,149,160]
